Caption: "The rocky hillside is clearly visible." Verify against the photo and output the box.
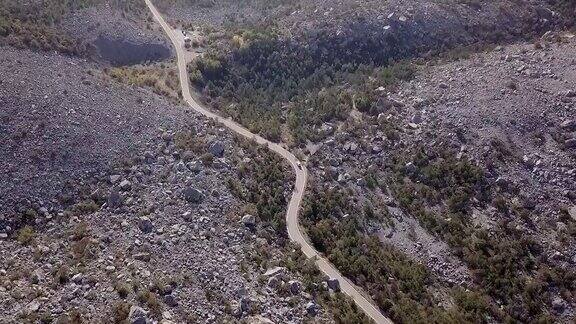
[0,47,178,216]
[2,0,574,323]
[151,0,575,322]
[0,44,348,323]
[0,0,171,65]
[304,33,576,323]
[164,0,572,143]
[0,2,383,322]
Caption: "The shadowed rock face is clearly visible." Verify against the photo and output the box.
[93,35,171,66]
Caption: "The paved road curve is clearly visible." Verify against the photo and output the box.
[144,1,393,323]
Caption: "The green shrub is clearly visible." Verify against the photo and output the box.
[137,290,162,319]
[16,226,34,245]
[200,152,214,165]
[115,282,130,299]
[112,301,130,323]
[174,131,205,153]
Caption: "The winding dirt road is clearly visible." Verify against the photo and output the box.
[144,1,393,323]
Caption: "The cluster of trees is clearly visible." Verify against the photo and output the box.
[301,187,498,323]
[227,138,292,237]
[189,27,416,144]
[227,141,374,321]
[390,146,575,322]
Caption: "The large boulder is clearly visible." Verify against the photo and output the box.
[551,296,565,312]
[164,294,178,307]
[267,276,280,289]
[564,138,576,149]
[129,305,148,324]
[306,301,318,316]
[138,217,153,233]
[560,119,576,131]
[240,296,254,312]
[208,141,225,157]
[327,278,340,291]
[288,280,301,294]
[119,179,132,191]
[183,187,204,204]
[241,214,256,228]
[107,190,122,208]
[568,206,576,221]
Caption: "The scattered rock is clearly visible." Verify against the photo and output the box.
[246,316,275,324]
[208,141,225,157]
[183,187,204,204]
[411,112,423,124]
[327,278,340,291]
[551,296,565,312]
[134,252,151,262]
[164,294,178,307]
[108,190,122,208]
[71,273,83,284]
[405,162,418,174]
[306,301,317,316]
[263,267,286,278]
[119,179,132,191]
[129,305,148,324]
[138,217,154,233]
[110,174,121,184]
[241,214,256,227]
[25,300,41,314]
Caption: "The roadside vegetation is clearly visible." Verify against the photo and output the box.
[188,27,416,144]
[105,63,182,102]
[302,186,500,323]
[226,137,374,321]
[388,146,575,322]
[227,137,292,238]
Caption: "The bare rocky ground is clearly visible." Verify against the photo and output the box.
[59,2,174,65]
[59,2,163,46]
[0,46,334,323]
[307,32,576,320]
[158,0,564,58]
[65,3,175,66]
[0,46,183,216]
